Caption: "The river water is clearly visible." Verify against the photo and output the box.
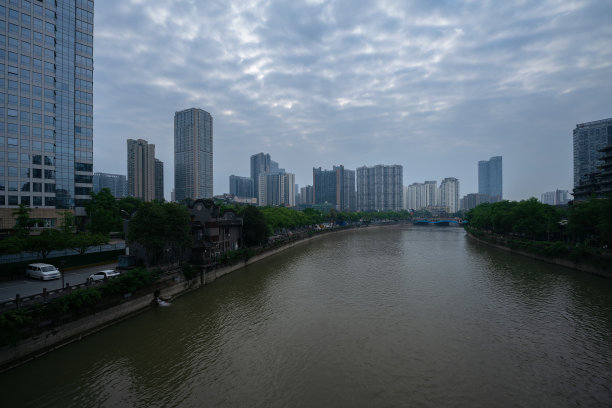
[2,226,612,407]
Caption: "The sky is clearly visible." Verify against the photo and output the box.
[92,0,612,202]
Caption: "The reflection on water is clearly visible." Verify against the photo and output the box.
[2,226,612,407]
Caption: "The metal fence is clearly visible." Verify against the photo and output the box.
[0,242,126,264]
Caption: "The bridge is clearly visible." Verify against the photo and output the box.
[413,218,464,226]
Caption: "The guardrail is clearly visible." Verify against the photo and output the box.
[0,243,126,264]
[0,266,182,312]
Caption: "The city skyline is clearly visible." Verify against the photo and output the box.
[90,1,612,201]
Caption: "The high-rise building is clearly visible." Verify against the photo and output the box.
[439,177,460,213]
[174,108,213,202]
[406,180,438,210]
[300,185,313,205]
[250,152,282,201]
[460,193,491,211]
[93,173,127,198]
[540,190,569,206]
[229,175,253,198]
[0,0,95,222]
[313,165,356,211]
[258,172,295,207]
[573,118,612,187]
[478,156,502,201]
[127,139,156,201]
[356,165,403,211]
[155,158,164,202]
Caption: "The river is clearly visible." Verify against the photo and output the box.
[2,226,612,407]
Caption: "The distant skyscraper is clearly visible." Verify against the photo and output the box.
[229,175,254,198]
[312,166,356,211]
[174,108,213,201]
[540,190,569,206]
[356,165,403,211]
[406,181,438,210]
[573,118,612,187]
[300,185,314,205]
[94,173,128,198]
[155,159,164,201]
[439,177,460,213]
[313,167,337,205]
[0,0,95,220]
[258,172,295,207]
[478,156,502,201]
[127,139,156,201]
[250,152,282,201]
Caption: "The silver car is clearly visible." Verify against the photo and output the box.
[88,269,120,283]
[26,263,61,280]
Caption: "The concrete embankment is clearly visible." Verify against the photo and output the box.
[0,225,386,371]
[466,232,612,278]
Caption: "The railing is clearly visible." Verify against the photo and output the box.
[0,242,126,264]
[0,265,183,312]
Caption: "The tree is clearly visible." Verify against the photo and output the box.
[242,205,268,247]
[12,204,38,237]
[69,233,108,256]
[128,202,192,266]
[27,229,64,259]
[86,188,121,235]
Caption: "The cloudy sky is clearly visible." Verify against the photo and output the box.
[93,0,612,201]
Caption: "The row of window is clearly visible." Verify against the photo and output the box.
[75,90,92,103]
[74,102,91,114]
[0,30,56,50]
[76,0,94,10]
[1,50,56,70]
[0,121,56,136]
[0,137,54,149]
[74,137,91,148]
[75,78,92,91]
[74,114,91,126]
[0,195,56,207]
[1,165,54,178]
[75,42,91,57]
[75,7,91,22]
[75,19,91,34]
[0,1,53,17]
[1,91,55,106]
[74,149,91,160]
[75,54,91,67]
[0,168,55,181]
[74,126,92,137]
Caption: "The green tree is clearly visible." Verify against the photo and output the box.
[86,188,121,235]
[242,205,269,246]
[27,229,65,259]
[128,202,191,266]
[12,204,38,237]
[69,233,108,256]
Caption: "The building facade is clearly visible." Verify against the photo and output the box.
[573,143,612,201]
[0,0,95,220]
[250,152,281,201]
[258,172,295,207]
[229,175,253,199]
[155,158,164,202]
[540,190,569,206]
[174,108,213,202]
[478,156,502,202]
[312,166,355,211]
[439,177,460,213]
[93,172,127,198]
[127,139,156,201]
[406,180,438,211]
[300,185,313,205]
[573,118,612,187]
[356,165,403,212]
[460,193,490,212]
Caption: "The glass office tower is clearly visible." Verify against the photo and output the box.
[478,156,502,201]
[0,0,94,216]
[174,108,213,202]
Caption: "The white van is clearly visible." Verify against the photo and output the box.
[25,263,61,280]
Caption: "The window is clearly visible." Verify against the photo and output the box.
[8,166,18,176]
[32,154,41,164]
[8,195,18,205]
[44,197,55,207]
[32,168,41,178]
[7,138,18,147]
[32,182,41,192]
[8,181,18,191]
[44,142,54,152]
[21,181,30,191]
[44,182,54,192]
[32,196,41,206]
[20,196,30,206]
[44,155,53,165]
[20,167,29,178]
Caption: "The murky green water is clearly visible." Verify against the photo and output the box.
[2,227,612,407]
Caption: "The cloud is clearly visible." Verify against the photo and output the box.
[93,0,612,200]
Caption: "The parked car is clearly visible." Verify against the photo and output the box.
[88,269,120,283]
[26,263,61,280]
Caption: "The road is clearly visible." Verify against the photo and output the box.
[0,262,117,302]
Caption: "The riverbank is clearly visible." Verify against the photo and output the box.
[0,224,395,371]
[466,231,612,278]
